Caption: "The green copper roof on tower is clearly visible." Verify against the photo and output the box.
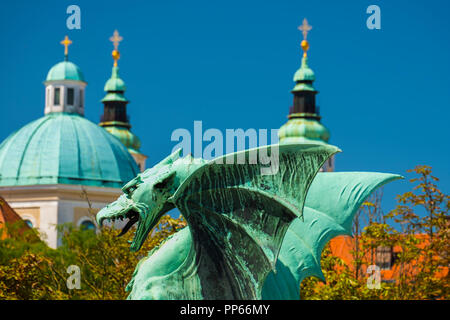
[104,67,126,91]
[294,56,315,82]
[46,35,85,82]
[279,118,330,143]
[46,61,85,82]
[279,19,331,145]
[101,30,127,102]
[99,30,147,170]
[103,124,141,153]
[292,56,315,91]
[102,66,128,102]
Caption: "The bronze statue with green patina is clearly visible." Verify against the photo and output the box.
[96,143,401,299]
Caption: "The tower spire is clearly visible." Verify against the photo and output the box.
[278,18,331,149]
[298,18,312,57]
[291,18,317,118]
[109,30,123,67]
[45,36,86,115]
[60,35,72,61]
[100,30,147,172]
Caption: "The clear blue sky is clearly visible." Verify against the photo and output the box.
[0,0,449,214]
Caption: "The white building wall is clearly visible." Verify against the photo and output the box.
[44,80,86,116]
[56,199,113,247]
[1,184,122,249]
[9,200,59,248]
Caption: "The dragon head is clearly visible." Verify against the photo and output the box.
[96,149,205,252]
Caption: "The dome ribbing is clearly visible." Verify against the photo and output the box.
[0,113,139,188]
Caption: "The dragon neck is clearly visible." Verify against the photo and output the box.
[177,205,276,299]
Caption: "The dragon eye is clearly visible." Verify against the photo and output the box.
[122,183,137,195]
[122,175,143,196]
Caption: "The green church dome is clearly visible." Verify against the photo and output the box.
[101,66,128,102]
[0,113,139,188]
[292,56,315,92]
[293,56,315,82]
[104,67,126,92]
[278,117,330,144]
[46,61,85,82]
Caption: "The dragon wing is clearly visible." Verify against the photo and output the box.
[261,172,403,299]
[171,143,340,299]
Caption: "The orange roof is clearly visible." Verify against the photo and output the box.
[0,196,33,239]
[329,235,448,281]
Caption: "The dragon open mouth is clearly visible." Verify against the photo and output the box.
[117,210,140,237]
[98,208,141,238]
[96,196,153,251]
[97,194,169,252]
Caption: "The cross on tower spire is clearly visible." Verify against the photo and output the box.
[298,18,312,40]
[298,18,312,57]
[110,30,123,50]
[60,35,72,60]
[109,30,123,67]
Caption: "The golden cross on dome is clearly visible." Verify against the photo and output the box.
[298,18,312,40]
[110,30,123,51]
[60,35,72,57]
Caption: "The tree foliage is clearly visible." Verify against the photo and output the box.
[0,165,448,299]
[301,165,449,299]
[0,215,186,300]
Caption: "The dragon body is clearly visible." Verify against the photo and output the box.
[97,143,401,299]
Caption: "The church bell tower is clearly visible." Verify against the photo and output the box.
[99,30,147,172]
[278,19,334,172]
[44,36,86,116]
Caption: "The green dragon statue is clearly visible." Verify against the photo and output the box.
[96,142,401,299]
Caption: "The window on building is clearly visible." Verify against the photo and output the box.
[376,246,393,270]
[24,219,33,228]
[79,89,84,108]
[54,87,61,105]
[80,220,96,232]
[67,88,74,105]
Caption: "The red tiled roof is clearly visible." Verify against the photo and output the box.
[0,196,33,239]
[329,235,448,281]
